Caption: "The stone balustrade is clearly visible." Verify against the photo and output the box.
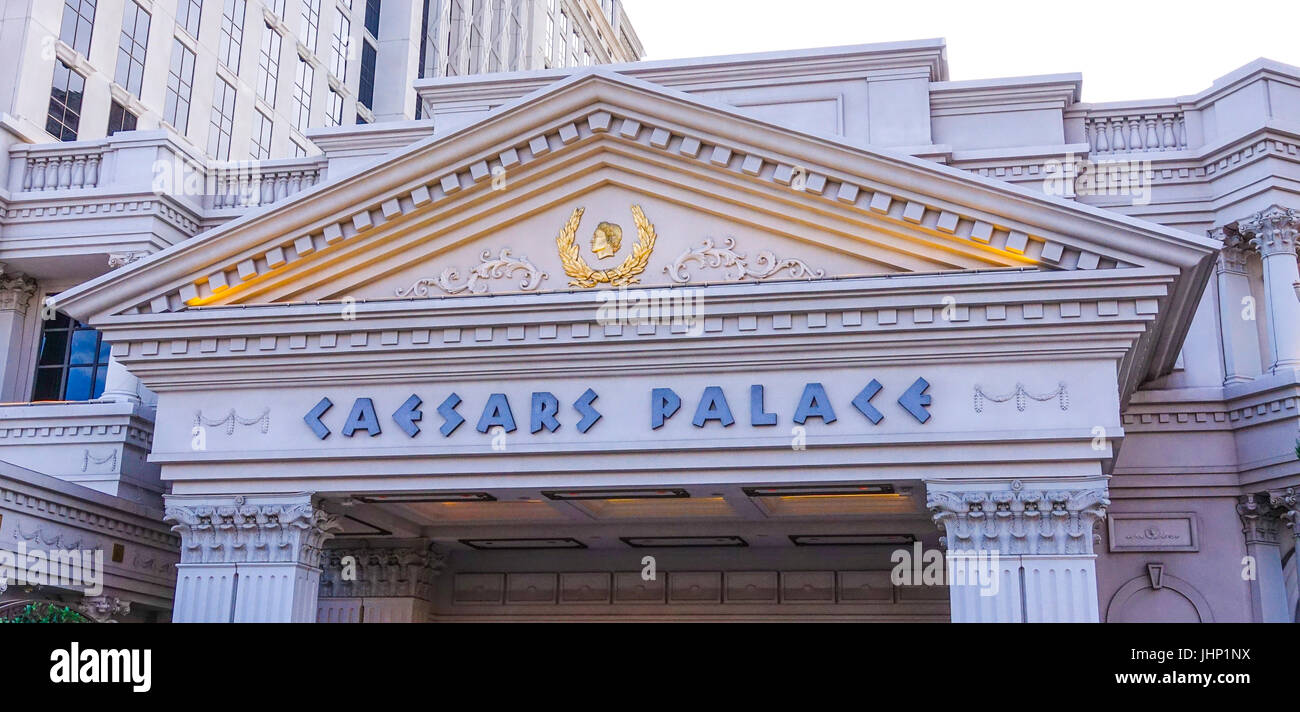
[7,130,327,215]
[1084,109,1189,154]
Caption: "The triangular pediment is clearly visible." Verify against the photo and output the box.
[56,70,1217,363]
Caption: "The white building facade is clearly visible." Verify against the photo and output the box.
[1,31,1299,622]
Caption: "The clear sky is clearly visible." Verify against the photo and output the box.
[619,0,1300,102]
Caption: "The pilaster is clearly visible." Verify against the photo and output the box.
[1238,206,1300,372]
[927,479,1109,622]
[1236,493,1290,622]
[1211,225,1264,384]
[0,265,37,402]
[164,492,340,623]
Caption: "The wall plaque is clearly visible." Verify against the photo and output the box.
[1107,512,1199,553]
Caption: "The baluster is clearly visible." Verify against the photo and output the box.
[1161,115,1176,150]
[1177,116,1188,149]
[1145,116,1160,152]
[1128,118,1143,152]
[85,155,99,187]
[1111,119,1126,152]
[22,159,35,191]
[213,174,227,209]
[71,157,85,188]
[287,172,301,197]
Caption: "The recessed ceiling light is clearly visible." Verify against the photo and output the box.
[356,492,496,503]
[789,534,916,546]
[744,484,896,497]
[542,488,690,501]
[620,536,747,548]
[459,538,586,550]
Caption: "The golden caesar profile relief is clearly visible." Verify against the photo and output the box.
[591,222,623,260]
[556,206,657,287]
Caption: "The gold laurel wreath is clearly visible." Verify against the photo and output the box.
[556,205,657,287]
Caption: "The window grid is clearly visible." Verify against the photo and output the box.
[164,39,196,133]
[325,87,343,127]
[468,0,484,74]
[446,0,464,76]
[218,0,246,72]
[330,7,350,78]
[301,0,321,53]
[207,78,236,160]
[250,109,273,159]
[107,100,138,136]
[176,0,202,37]
[46,60,85,142]
[359,41,376,109]
[365,0,381,38]
[114,1,151,97]
[32,311,111,403]
[257,23,282,107]
[292,55,314,132]
[59,0,97,57]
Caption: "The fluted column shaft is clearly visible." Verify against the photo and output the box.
[927,478,1109,623]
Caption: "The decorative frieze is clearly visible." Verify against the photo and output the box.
[164,497,340,566]
[664,237,825,283]
[927,480,1109,556]
[319,542,446,600]
[972,382,1069,413]
[395,248,548,297]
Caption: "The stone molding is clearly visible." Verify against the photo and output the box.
[318,541,446,600]
[927,480,1109,556]
[164,495,340,567]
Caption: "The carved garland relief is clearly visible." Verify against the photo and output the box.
[394,205,830,296]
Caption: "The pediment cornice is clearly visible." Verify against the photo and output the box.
[93,268,1172,401]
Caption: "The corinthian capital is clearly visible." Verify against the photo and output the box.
[0,264,37,315]
[926,480,1109,556]
[1210,224,1250,274]
[1237,493,1283,545]
[319,540,446,600]
[1238,205,1300,258]
[164,494,341,567]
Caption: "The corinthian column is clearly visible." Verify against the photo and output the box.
[1238,206,1300,372]
[1211,225,1264,384]
[164,493,340,623]
[926,479,1109,623]
[0,265,37,402]
[1236,493,1290,622]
